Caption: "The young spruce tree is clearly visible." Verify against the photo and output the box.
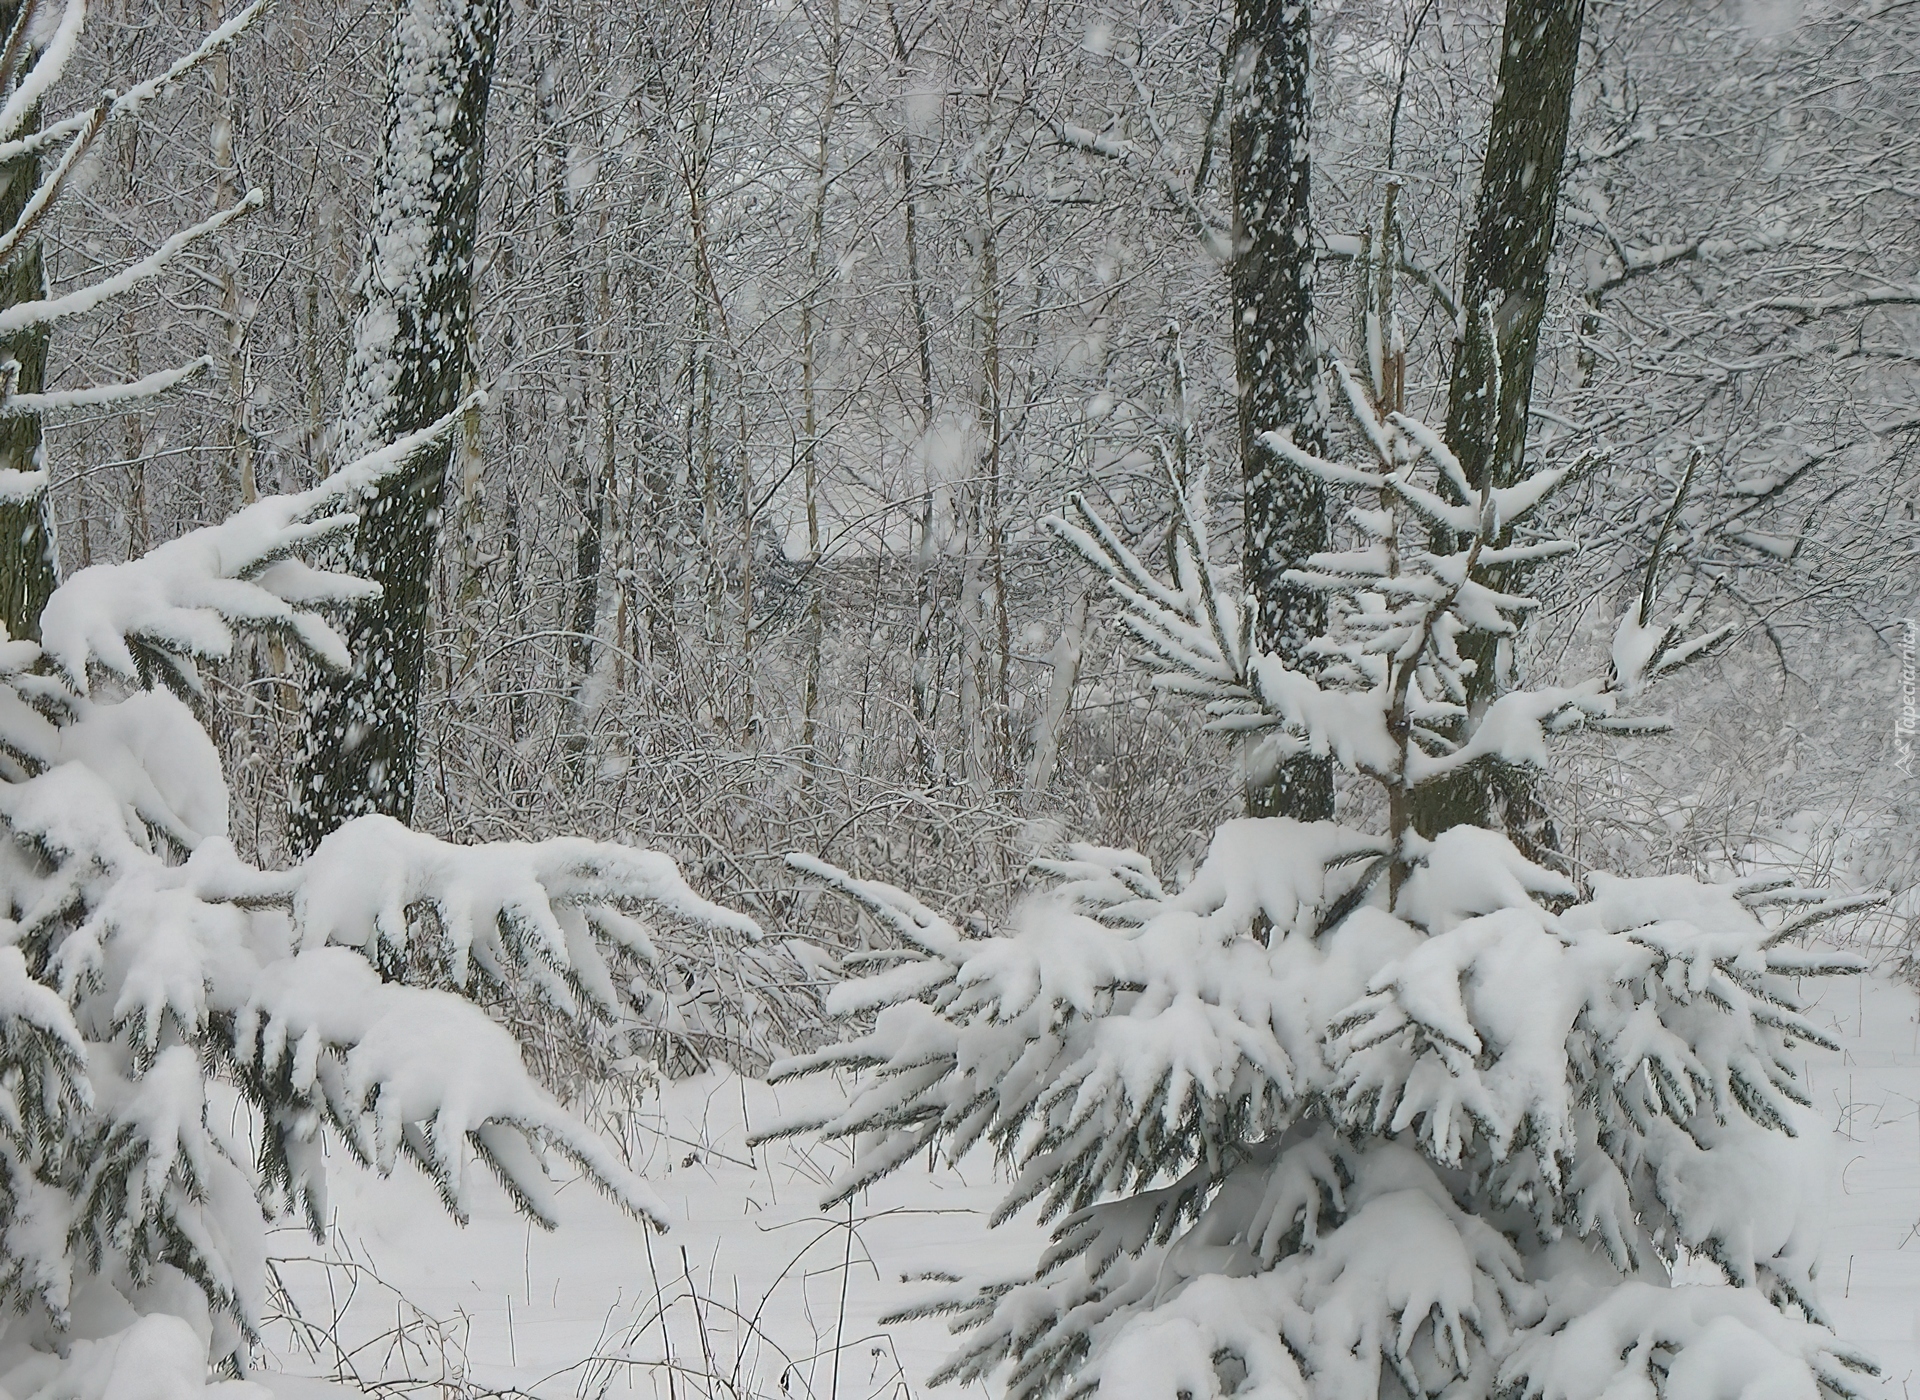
[762,312,1879,1399]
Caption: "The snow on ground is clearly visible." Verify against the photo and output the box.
[253,1072,1043,1400]
[255,969,1920,1400]
[1807,970,1920,1398]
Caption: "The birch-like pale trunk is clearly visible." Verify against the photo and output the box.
[1023,591,1086,807]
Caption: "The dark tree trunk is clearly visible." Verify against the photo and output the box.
[0,40,53,645]
[1230,0,1332,820]
[1445,0,1587,497]
[567,445,611,720]
[289,0,504,855]
[1415,0,1586,846]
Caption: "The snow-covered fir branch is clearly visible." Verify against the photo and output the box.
[0,411,810,1393]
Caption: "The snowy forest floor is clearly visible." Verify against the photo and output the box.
[1810,970,1920,1397]
[251,1068,1046,1400]
[252,967,1920,1400]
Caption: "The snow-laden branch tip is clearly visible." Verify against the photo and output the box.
[0,0,85,145]
[0,94,108,268]
[0,0,268,168]
[0,356,211,418]
[1737,283,1920,320]
[0,189,264,338]
[0,465,45,503]
[37,388,486,691]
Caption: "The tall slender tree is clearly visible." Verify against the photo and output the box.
[290,0,504,853]
[549,9,607,772]
[1446,0,1587,497]
[0,1,56,644]
[1230,0,1331,820]
[798,0,842,778]
[1415,0,1587,843]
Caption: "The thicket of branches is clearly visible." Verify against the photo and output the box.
[31,0,1920,920]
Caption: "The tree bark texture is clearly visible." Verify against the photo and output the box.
[290,0,503,854]
[1417,0,1586,845]
[0,27,53,647]
[1444,0,1586,498]
[1230,0,1331,820]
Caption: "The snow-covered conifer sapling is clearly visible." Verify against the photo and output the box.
[0,405,800,1397]
[761,304,1881,1400]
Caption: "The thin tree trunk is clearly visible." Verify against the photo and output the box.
[799,0,842,778]
[0,1,52,645]
[300,271,328,484]
[643,445,676,689]
[550,25,606,770]
[685,101,726,671]
[958,536,987,794]
[123,315,149,559]
[976,195,1007,789]
[608,377,628,699]
[451,363,485,693]
[681,50,758,742]
[290,0,504,854]
[566,432,611,745]
[207,0,254,507]
[890,1,940,786]
[909,499,939,779]
[1230,0,1332,821]
[503,433,526,747]
[959,192,997,794]
[1415,0,1586,847]
[736,389,755,739]
[207,0,277,726]
[469,178,518,725]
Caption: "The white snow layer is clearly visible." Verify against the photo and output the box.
[179,970,1918,1400]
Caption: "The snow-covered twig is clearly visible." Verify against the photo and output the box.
[0,95,106,266]
[0,356,210,417]
[1736,282,1920,320]
[0,189,263,337]
[38,388,484,692]
[0,0,268,168]
[0,0,83,143]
